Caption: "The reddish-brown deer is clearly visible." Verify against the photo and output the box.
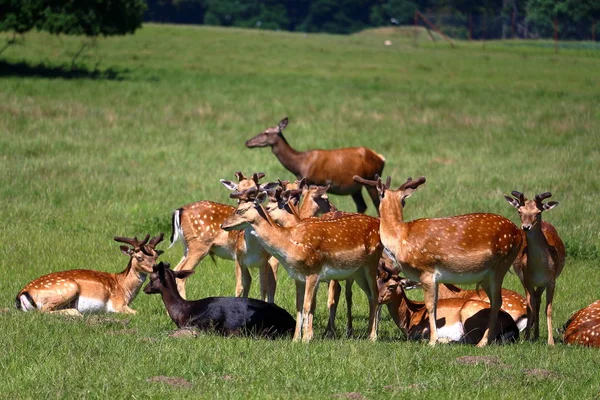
[245,117,385,214]
[401,279,527,332]
[15,233,164,316]
[354,175,523,347]
[562,300,600,348]
[169,172,265,300]
[504,191,565,345]
[221,187,382,342]
[377,263,519,344]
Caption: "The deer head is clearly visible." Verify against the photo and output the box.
[114,233,164,274]
[221,188,271,231]
[144,261,194,295]
[245,117,289,148]
[377,261,402,304]
[354,175,426,209]
[504,191,559,231]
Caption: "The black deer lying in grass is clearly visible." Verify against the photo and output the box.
[144,262,295,338]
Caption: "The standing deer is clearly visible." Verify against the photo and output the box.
[377,263,519,344]
[504,191,565,345]
[562,300,600,348]
[221,187,382,342]
[401,280,527,332]
[354,175,523,347]
[245,117,385,214]
[15,233,164,316]
[169,172,271,300]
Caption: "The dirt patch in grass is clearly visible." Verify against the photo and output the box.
[85,316,130,327]
[524,368,559,379]
[455,356,510,367]
[384,383,426,392]
[0,308,11,313]
[332,393,367,400]
[168,328,199,338]
[147,376,192,388]
[108,328,138,336]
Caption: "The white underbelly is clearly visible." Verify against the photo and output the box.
[211,246,236,261]
[434,268,490,285]
[76,296,107,313]
[319,265,359,281]
[436,321,465,342]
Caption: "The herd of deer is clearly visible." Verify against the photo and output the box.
[14,117,599,348]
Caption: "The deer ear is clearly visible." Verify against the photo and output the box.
[278,117,289,131]
[120,246,133,256]
[255,191,268,205]
[173,270,194,279]
[220,179,238,191]
[400,187,417,206]
[260,181,280,191]
[543,201,559,211]
[504,195,520,209]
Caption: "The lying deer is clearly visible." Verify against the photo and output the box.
[504,191,565,345]
[169,172,275,300]
[562,300,600,348]
[15,233,164,316]
[221,186,382,342]
[245,117,385,214]
[401,279,527,332]
[354,175,523,347]
[377,263,519,344]
[144,262,296,338]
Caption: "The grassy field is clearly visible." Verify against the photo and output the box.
[1,24,599,399]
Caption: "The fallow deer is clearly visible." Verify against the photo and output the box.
[402,280,528,332]
[377,263,519,344]
[221,187,382,342]
[562,300,600,348]
[15,233,164,316]
[354,175,523,347]
[245,117,385,214]
[169,172,267,300]
[144,262,296,338]
[504,191,566,345]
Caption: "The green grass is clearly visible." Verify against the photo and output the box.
[1,24,599,399]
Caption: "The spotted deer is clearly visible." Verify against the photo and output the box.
[562,300,600,348]
[504,191,565,345]
[221,187,382,342]
[402,280,527,332]
[245,117,385,214]
[15,233,164,316]
[377,263,519,344]
[169,172,267,300]
[354,175,523,347]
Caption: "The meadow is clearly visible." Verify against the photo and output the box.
[1,24,599,399]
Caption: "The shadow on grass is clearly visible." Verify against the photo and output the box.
[0,60,128,80]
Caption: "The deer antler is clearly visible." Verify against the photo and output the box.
[114,234,150,249]
[399,176,426,191]
[234,171,247,182]
[148,232,165,249]
[535,192,552,208]
[511,190,526,207]
[229,186,259,201]
[353,175,379,187]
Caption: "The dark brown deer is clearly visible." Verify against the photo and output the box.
[354,175,523,347]
[377,263,519,344]
[245,117,385,214]
[562,300,600,348]
[504,191,566,345]
[221,187,382,343]
[144,262,296,338]
[16,233,164,316]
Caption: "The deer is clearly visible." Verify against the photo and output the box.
[169,172,276,301]
[354,175,523,347]
[220,186,382,343]
[504,191,566,345]
[144,262,296,338]
[15,233,164,316]
[377,263,519,344]
[245,117,386,214]
[400,279,528,332]
[562,300,600,348]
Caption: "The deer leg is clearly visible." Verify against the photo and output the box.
[302,275,319,343]
[364,186,381,216]
[477,272,504,347]
[545,284,556,345]
[258,257,276,303]
[345,278,354,337]
[351,191,368,214]
[238,261,252,298]
[173,241,209,299]
[533,286,545,341]
[293,280,305,342]
[267,257,279,304]
[325,280,341,338]
[421,275,439,345]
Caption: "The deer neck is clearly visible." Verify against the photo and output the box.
[116,259,148,305]
[247,206,296,265]
[379,195,407,259]
[386,288,422,333]
[159,275,190,326]
[524,222,551,267]
[271,135,307,178]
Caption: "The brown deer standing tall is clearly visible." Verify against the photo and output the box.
[504,191,565,345]
[245,117,385,214]
[15,233,164,316]
[221,187,382,343]
[354,175,523,347]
